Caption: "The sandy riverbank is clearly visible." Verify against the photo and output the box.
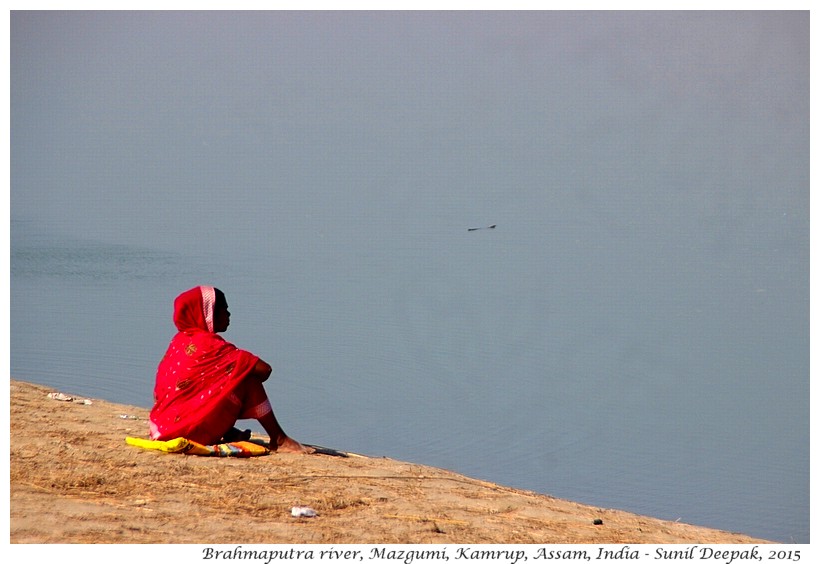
[10,379,771,544]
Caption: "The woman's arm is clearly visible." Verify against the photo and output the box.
[250,358,273,382]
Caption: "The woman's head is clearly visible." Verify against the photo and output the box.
[173,286,230,333]
[213,288,230,333]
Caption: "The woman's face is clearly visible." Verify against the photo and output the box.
[213,292,231,333]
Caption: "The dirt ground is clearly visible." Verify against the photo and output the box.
[10,379,771,544]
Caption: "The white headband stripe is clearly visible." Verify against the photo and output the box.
[200,286,216,333]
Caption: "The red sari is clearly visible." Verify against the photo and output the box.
[149,286,265,445]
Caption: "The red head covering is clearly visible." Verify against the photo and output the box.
[173,285,216,333]
[149,286,259,443]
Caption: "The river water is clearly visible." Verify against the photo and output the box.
[10,11,808,543]
[10,206,808,543]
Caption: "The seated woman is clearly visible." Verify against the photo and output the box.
[149,285,311,453]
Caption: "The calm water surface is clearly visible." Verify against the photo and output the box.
[10,216,808,543]
[10,11,808,544]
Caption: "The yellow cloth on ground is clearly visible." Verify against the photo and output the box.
[126,436,269,457]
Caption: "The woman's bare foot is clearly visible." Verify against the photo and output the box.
[273,436,315,454]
